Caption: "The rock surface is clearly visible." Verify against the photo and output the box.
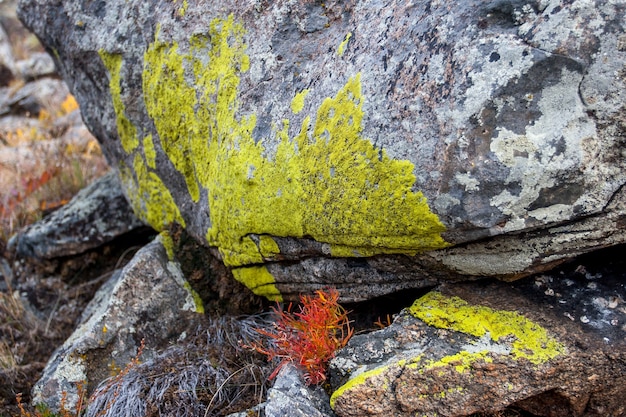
[9,170,145,259]
[16,0,626,301]
[31,234,204,412]
[329,269,626,417]
[264,364,337,417]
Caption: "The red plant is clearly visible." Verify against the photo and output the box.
[252,288,353,385]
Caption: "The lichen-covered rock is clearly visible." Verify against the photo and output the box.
[31,234,204,412]
[17,0,626,301]
[329,277,626,417]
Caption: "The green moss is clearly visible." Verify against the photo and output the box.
[99,51,139,154]
[337,32,352,56]
[409,292,565,364]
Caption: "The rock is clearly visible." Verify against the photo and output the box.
[264,363,337,417]
[0,23,15,86]
[329,273,626,417]
[229,363,339,417]
[9,170,145,259]
[13,51,56,80]
[17,0,626,301]
[31,233,205,412]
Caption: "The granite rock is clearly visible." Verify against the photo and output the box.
[16,0,626,301]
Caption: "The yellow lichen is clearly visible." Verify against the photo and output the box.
[330,362,395,409]
[291,89,309,114]
[182,281,205,314]
[159,230,175,261]
[143,134,157,169]
[118,154,185,231]
[231,266,282,301]
[409,292,565,364]
[141,17,447,272]
[330,292,565,410]
[99,51,139,154]
[337,32,352,56]
[94,14,449,296]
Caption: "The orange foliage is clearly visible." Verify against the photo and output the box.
[251,288,353,385]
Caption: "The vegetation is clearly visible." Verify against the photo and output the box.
[0,93,109,244]
[250,288,353,385]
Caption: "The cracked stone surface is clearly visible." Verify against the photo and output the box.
[16,0,626,301]
[329,265,626,417]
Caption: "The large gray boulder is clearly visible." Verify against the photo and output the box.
[17,0,626,301]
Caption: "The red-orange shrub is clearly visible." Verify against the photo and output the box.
[252,288,353,385]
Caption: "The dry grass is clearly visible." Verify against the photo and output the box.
[0,93,109,243]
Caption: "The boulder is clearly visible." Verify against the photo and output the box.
[329,273,626,417]
[9,170,145,260]
[17,0,626,301]
[31,233,205,412]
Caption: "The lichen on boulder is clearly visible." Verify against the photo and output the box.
[17,0,626,301]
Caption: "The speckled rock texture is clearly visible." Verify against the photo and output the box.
[31,234,204,413]
[263,363,337,417]
[9,171,145,259]
[17,0,626,301]
[329,274,626,417]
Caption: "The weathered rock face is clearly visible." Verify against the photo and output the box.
[330,274,626,417]
[17,0,626,301]
[32,234,205,412]
[9,171,145,259]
